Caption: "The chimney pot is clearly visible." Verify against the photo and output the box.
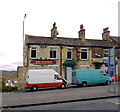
[80,24,84,30]
[78,24,85,40]
[51,22,58,39]
[103,27,109,32]
[102,27,110,41]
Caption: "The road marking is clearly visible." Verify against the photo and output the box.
[107,99,119,105]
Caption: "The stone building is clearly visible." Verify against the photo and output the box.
[17,23,120,90]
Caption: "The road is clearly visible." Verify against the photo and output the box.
[2,82,119,108]
[5,98,120,110]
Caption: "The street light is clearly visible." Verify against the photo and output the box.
[23,14,27,91]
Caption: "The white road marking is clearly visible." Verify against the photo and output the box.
[107,98,119,105]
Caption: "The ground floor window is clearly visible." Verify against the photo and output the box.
[29,66,37,69]
[81,65,89,70]
[95,64,101,69]
[49,65,58,72]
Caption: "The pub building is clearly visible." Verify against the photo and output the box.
[17,23,120,90]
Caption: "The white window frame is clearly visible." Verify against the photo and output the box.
[49,47,57,59]
[30,47,37,59]
[67,47,73,60]
[81,48,88,60]
[104,49,108,58]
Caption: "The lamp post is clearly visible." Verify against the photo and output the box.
[23,14,27,91]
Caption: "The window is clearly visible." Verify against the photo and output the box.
[49,66,58,72]
[101,71,107,76]
[81,48,88,60]
[67,48,72,60]
[31,47,37,58]
[29,65,37,69]
[95,64,101,69]
[54,75,60,80]
[104,49,108,57]
[50,47,57,59]
[81,65,89,70]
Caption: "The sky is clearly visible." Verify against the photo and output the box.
[0,0,119,71]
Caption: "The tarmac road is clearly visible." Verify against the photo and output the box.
[2,82,119,108]
[6,98,120,110]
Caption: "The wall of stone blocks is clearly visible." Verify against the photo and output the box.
[17,66,23,90]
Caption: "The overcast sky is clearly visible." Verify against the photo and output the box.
[0,0,119,71]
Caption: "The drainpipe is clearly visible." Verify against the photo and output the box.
[60,45,62,76]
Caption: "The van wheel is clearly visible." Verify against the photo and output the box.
[31,85,38,91]
[82,82,87,87]
[60,83,66,89]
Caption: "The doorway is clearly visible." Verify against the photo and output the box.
[67,67,72,83]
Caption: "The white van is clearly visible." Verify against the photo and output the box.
[26,69,68,91]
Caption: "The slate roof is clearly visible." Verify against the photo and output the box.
[111,36,120,45]
[26,35,116,48]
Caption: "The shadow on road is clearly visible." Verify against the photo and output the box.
[24,83,112,93]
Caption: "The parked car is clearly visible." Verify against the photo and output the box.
[72,69,112,87]
[26,69,68,91]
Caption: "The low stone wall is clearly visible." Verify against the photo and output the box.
[17,66,23,90]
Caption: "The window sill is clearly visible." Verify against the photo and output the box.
[66,59,72,61]
[30,58,37,60]
[80,59,89,61]
[49,58,58,61]
[104,57,108,59]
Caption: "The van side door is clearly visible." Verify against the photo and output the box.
[100,71,107,83]
[54,75,62,87]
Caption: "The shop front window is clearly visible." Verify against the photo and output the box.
[95,64,101,69]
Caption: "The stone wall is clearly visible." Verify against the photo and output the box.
[17,66,23,90]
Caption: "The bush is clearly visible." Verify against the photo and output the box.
[2,78,5,87]
[2,86,17,92]
[1,78,17,92]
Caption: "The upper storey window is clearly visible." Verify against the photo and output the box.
[81,48,88,60]
[31,47,37,58]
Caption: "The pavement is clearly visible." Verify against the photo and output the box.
[1,82,120,109]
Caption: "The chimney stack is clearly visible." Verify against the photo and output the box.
[51,22,58,39]
[102,27,110,41]
[78,24,85,40]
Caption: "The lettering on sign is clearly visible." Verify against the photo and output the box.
[31,60,56,65]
